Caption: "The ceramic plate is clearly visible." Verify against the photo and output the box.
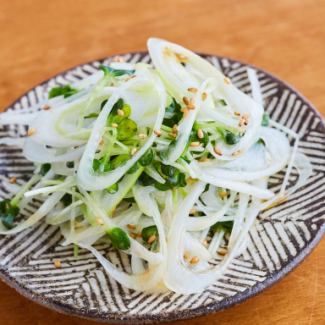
[0,52,324,324]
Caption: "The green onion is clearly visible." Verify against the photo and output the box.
[117,118,137,140]
[40,163,51,176]
[48,85,78,99]
[107,227,131,250]
[100,65,135,77]
[141,225,158,242]
[262,113,270,126]
[0,199,19,229]
[224,131,240,145]
[106,183,119,194]
[139,149,154,167]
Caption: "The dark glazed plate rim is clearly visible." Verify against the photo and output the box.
[0,51,324,324]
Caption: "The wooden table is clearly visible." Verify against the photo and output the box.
[0,0,324,324]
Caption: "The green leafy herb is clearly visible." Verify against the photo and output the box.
[92,158,111,173]
[61,194,72,207]
[107,227,131,250]
[210,221,233,234]
[154,164,187,191]
[106,183,119,194]
[84,112,99,119]
[100,65,135,77]
[257,138,266,145]
[117,118,137,140]
[141,225,158,242]
[163,98,183,127]
[110,154,130,170]
[139,149,154,166]
[48,85,78,99]
[219,99,227,106]
[262,113,270,126]
[40,163,51,176]
[224,131,240,145]
[0,199,19,229]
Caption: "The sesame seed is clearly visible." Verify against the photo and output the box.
[189,208,197,214]
[131,147,137,155]
[218,190,228,199]
[202,240,208,247]
[183,252,190,261]
[197,128,204,139]
[187,87,198,93]
[187,99,196,110]
[138,133,147,139]
[175,52,188,63]
[201,92,207,101]
[42,104,51,110]
[127,224,136,230]
[54,259,61,268]
[190,141,200,147]
[99,138,104,145]
[183,96,190,106]
[172,124,178,133]
[232,150,242,157]
[214,146,222,156]
[147,235,156,244]
[234,111,241,116]
[218,247,228,256]
[27,128,36,137]
[163,47,173,57]
[199,157,210,162]
[190,256,199,265]
[111,123,118,128]
[170,132,177,138]
[224,77,231,85]
[9,176,17,184]
[117,109,124,116]
[154,129,161,137]
[96,217,104,225]
[130,233,137,239]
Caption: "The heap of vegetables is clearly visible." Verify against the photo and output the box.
[0,39,311,294]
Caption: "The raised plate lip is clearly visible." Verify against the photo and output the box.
[0,51,324,324]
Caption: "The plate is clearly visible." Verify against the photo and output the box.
[0,52,324,324]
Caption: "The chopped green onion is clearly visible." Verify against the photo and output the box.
[262,113,270,126]
[106,183,119,194]
[100,65,135,77]
[48,85,78,99]
[107,227,131,250]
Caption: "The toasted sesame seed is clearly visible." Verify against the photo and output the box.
[131,147,137,155]
[183,252,190,260]
[27,128,36,136]
[147,235,157,244]
[113,56,125,62]
[187,99,196,110]
[232,150,242,157]
[130,233,137,239]
[190,141,200,147]
[202,240,208,247]
[187,87,198,93]
[224,77,231,85]
[9,176,17,184]
[138,133,147,139]
[154,129,161,137]
[170,132,177,138]
[163,47,173,57]
[96,217,104,225]
[218,247,228,256]
[42,104,51,110]
[172,124,178,133]
[234,111,241,116]
[197,128,204,139]
[201,92,207,101]
[127,224,136,230]
[190,256,199,265]
[117,109,124,116]
[99,138,104,145]
[175,52,188,63]
[183,96,190,106]
[189,208,197,214]
[111,122,118,128]
[218,189,228,199]
[54,259,61,268]
[214,146,222,156]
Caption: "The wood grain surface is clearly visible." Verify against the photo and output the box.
[0,0,324,324]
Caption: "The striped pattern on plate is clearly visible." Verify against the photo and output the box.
[0,53,324,324]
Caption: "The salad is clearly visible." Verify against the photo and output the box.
[0,38,312,294]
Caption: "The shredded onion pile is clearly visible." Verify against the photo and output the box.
[0,38,312,294]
